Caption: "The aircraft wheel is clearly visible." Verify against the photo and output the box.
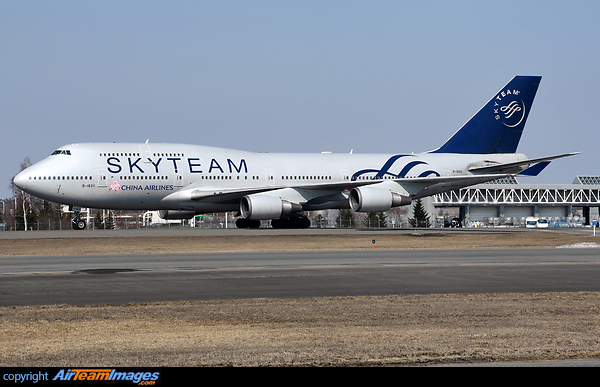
[236,218,261,228]
[300,216,311,229]
[271,218,290,229]
[72,219,86,230]
[272,216,310,229]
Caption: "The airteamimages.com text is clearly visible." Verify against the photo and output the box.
[2,368,163,385]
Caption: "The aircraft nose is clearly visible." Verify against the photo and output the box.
[13,170,28,190]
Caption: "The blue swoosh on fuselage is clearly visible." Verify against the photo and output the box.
[351,155,440,180]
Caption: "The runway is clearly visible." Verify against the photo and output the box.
[2,247,600,306]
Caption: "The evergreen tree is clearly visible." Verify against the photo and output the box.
[105,213,115,229]
[94,210,115,229]
[94,211,104,229]
[409,198,431,228]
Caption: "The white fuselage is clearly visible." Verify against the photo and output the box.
[14,142,526,213]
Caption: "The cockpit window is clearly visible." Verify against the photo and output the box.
[51,150,71,155]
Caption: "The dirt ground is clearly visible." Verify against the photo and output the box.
[2,229,600,366]
[1,228,598,256]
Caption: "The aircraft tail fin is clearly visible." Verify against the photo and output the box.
[431,75,542,154]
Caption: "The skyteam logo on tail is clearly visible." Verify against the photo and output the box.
[494,88,525,128]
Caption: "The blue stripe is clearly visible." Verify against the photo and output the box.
[418,170,440,177]
[374,155,412,178]
[352,154,437,180]
[398,161,427,177]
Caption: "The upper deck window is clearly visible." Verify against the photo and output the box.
[51,150,71,156]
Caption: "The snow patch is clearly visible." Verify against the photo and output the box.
[556,242,600,249]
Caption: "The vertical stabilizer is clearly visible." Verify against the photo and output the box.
[431,75,541,154]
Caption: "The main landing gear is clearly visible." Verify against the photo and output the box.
[271,214,311,229]
[235,218,261,229]
[235,214,311,229]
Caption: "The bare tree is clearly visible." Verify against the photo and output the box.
[12,157,35,230]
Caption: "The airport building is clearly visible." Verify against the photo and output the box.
[431,176,600,228]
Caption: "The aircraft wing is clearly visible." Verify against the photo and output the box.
[467,152,580,175]
[161,179,386,206]
[162,173,513,207]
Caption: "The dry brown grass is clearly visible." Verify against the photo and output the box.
[0,229,597,256]
[2,293,600,366]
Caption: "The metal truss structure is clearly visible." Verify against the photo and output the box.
[433,184,600,206]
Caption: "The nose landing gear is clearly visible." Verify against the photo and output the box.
[70,207,86,230]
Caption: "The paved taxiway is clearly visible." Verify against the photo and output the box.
[2,246,600,306]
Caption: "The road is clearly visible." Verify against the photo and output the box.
[2,247,600,306]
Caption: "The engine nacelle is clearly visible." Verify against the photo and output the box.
[158,210,198,220]
[240,194,302,220]
[349,186,411,212]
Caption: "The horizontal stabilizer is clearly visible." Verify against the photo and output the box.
[518,161,550,176]
[468,152,580,174]
[395,173,513,198]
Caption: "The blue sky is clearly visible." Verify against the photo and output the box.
[2,1,599,199]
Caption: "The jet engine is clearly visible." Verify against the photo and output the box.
[240,194,302,220]
[349,186,411,212]
[158,210,198,220]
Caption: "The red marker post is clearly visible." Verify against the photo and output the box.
[372,239,376,250]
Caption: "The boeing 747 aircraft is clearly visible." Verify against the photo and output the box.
[13,76,577,229]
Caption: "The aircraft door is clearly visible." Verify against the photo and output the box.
[139,143,151,163]
[97,170,107,187]
[266,169,274,186]
[175,171,183,187]
[341,169,350,181]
